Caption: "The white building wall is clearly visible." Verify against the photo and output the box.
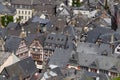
[14,9,33,23]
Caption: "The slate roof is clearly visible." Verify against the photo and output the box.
[41,67,64,80]
[80,71,109,80]
[45,32,67,45]
[24,33,45,46]
[63,26,78,38]
[6,22,40,36]
[4,33,45,52]
[0,4,11,14]
[0,27,7,39]
[6,22,20,30]
[77,53,120,72]
[77,42,99,55]
[75,15,89,28]
[1,57,38,80]
[56,3,72,16]
[24,34,36,46]
[52,67,64,77]
[48,49,72,68]
[77,42,113,55]
[86,27,113,43]
[32,16,50,24]
[99,43,113,55]
[11,0,32,5]
[100,31,120,45]
[4,36,21,52]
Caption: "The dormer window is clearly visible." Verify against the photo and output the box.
[35,49,38,52]
[22,11,24,14]
[51,37,53,40]
[33,48,35,51]
[20,5,22,8]
[48,36,50,39]
[117,49,120,52]
[28,11,31,15]
[61,39,64,41]
[57,38,60,41]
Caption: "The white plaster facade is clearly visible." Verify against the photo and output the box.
[14,8,33,23]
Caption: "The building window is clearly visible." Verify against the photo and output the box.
[17,5,19,8]
[99,70,108,74]
[32,54,40,60]
[111,72,118,77]
[61,39,64,41]
[33,48,35,51]
[37,61,42,65]
[28,16,30,19]
[19,11,20,14]
[20,5,22,8]
[28,11,31,14]
[19,16,23,19]
[117,49,120,52]
[15,5,18,8]
[91,68,97,73]
[57,38,60,41]
[51,37,53,40]
[12,5,14,8]
[35,49,38,52]
[48,37,50,39]
[28,6,30,9]
[22,11,24,14]
[81,66,88,71]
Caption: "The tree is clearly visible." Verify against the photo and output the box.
[1,15,13,27]
[72,0,81,7]
[112,77,120,80]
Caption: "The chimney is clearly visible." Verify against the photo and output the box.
[110,34,114,44]
[114,4,118,18]
[37,25,41,33]
[19,27,27,38]
[110,34,115,53]
[27,31,31,36]
[31,0,33,5]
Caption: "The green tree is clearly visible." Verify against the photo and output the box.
[1,15,13,27]
[112,77,120,80]
[72,0,81,7]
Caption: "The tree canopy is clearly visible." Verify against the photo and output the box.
[1,15,13,27]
